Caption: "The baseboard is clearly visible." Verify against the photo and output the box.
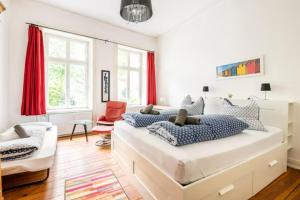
[287,157,300,169]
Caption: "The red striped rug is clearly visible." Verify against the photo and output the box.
[65,169,128,200]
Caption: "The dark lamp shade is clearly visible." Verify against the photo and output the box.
[120,0,153,23]
[203,86,209,92]
[261,83,271,91]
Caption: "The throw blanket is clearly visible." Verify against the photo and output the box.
[122,109,179,127]
[147,115,249,146]
[0,127,46,161]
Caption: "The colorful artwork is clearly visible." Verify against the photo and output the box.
[216,57,263,79]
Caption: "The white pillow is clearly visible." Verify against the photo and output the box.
[181,97,205,115]
[222,99,266,131]
[181,95,192,107]
[0,127,20,142]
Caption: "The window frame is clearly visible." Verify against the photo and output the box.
[44,30,93,112]
[117,46,144,105]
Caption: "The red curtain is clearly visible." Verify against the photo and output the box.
[21,25,46,116]
[147,52,157,105]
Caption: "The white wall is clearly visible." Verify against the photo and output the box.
[8,0,156,134]
[157,0,300,163]
[0,0,10,132]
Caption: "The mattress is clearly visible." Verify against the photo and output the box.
[1,126,58,176]
[114,121,283,184]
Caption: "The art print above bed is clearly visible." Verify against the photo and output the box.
[216,57,263,79]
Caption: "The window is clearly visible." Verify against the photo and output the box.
[44,30,93,111]
[117,46,146,105]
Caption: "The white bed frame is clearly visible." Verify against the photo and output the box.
[112,99,288,200]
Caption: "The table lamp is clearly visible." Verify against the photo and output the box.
[261,83,271,100]
[203,86,209,98]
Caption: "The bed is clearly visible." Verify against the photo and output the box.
[112,99,288,200]
[1,125,58,177]
[114,121,283,185]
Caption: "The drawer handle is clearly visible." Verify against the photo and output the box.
[269,160,278,167]
[218,184,235,196]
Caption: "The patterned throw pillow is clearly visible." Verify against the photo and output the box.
[181,97,205,115]
[221,99,266,131]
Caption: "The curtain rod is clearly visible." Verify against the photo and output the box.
[26,22,154,52]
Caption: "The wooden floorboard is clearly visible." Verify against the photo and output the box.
[2,134,300,200]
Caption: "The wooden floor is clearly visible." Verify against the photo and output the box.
[2,134,300,200]
[3,134,143,200]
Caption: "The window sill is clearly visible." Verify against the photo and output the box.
[47,108,93,114]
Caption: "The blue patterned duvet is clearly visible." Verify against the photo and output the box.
[122,109,179,127]
[147,115,249,146]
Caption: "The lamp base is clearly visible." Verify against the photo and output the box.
[264,91,269,100]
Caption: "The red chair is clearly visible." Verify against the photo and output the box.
[97,101,127,126]
[93,101,127,147]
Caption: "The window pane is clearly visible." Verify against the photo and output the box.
[129,71,140,104]
[47,62,66,108]
[118,69,128,102]
[129,53,140,68]
[70,41,87,61]
[118,50,128,67]
[69,64,87,107]
[48,37,66,58]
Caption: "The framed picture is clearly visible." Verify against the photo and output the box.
[0,1,6,13]
[101,70,110,102]
[216,56,264,79]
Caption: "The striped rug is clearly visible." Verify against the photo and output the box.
[65,169,128,200]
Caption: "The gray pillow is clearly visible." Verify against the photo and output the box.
[181,97,205,115]
[221,99,266,131]
[14,125,30,138]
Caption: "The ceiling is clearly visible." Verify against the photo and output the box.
[34,0,221,37]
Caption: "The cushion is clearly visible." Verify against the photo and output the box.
[14,125,30,138]
[92,125,113,134]
[0,128,19,142]
[97,120,114,126]
[181,97,205,115]
[181,95,193,106]
[105,102,127,122]
[221,99,266,131]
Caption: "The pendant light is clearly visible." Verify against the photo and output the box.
[120,0,153,23]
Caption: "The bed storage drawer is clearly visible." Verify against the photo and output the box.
[202,173,252,200]
[253,145,286,193]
